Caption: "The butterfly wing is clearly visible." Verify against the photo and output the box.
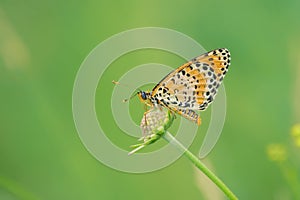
[151,48,231,124]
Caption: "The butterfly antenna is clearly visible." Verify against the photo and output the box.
[112,80,140,103]
[123,92,138,103]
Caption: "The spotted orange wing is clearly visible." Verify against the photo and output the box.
[151,48,231,125]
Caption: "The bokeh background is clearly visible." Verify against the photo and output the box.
[1,0,300,199]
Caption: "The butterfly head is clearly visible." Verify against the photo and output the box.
[137,90,152,105]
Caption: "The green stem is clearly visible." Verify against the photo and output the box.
[163,131,238,200]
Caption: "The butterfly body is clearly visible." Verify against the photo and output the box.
[137,48,231,126]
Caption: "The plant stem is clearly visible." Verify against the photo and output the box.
[163,131,238,200]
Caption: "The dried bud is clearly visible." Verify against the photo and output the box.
[129,106,174,155]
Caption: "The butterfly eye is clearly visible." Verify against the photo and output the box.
[140,91,147,100]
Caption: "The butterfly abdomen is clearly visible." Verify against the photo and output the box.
[177,108,201,125]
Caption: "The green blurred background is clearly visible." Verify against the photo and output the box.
[1,0,300,199]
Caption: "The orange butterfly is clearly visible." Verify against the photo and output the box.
[136,48,231,126]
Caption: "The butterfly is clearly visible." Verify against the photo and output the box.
[137,48,231,126]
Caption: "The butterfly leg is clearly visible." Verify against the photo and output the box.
[144,108,148,127]
[143,104,152,127]
[169,109,177,120]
